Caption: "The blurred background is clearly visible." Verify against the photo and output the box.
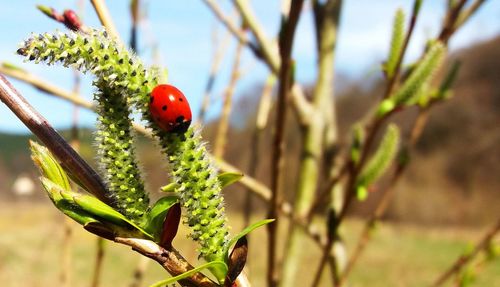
[0,0,499,286]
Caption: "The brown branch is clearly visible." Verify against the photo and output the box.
[432,217,500,287]
[0,73,109,203]
[267,1,305,286]
[115,238,218,287]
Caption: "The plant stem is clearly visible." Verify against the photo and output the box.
[432,217,500,287]
[0,74,109,202]
[233,0,280,73]
[268,1,305,286]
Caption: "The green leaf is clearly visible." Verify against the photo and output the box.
[218,172,244,188]
[144,196,178,238]
[147,261,228,287]
[41,178,99,225]
[224,219,274,260]
[30,141,71,191]
[386,8,406,79]
[357,124,400,187]
[392,42,446,105]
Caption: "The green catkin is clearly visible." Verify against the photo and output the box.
[392,42,446,105]
[94,82,148,221]
[386,8,406,79]
[160,128,229,262]
[18,29,230,262]
[357,124,400,187]
[18,30,151,222]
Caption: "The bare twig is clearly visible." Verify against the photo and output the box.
[233,0,280,73]
[432,217,500,287]
[90,0,122,43]
[267,1,305,286]
[0,65,93,109]
[114,238,218,287]
[213,33,244,158]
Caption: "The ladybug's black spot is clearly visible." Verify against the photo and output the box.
[162,105,167,111]
[150,97,154,103]
[179,98,183,102]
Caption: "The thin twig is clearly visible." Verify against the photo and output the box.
[267,1,305,286]
[233,0,280,73]
[213,33,244,158]
[202,0,260,56]
[90,0,122,43]
[432,217,500,287]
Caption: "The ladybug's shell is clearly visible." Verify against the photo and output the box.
[149,84,192,133]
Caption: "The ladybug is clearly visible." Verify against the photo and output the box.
[149,84,192,133]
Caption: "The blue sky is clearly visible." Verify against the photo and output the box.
[0,0,499,133]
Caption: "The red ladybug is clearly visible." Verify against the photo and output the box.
[149,84,192,133]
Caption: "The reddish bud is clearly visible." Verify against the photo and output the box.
[63,10,82,31]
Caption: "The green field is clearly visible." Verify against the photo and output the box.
[0,202,498,287]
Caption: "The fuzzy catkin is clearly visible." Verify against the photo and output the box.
[160,127,229,262]
[19,29,230,261]
[94,82,149,221]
